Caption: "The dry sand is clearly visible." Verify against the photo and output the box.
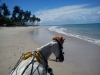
[0,27,40,75]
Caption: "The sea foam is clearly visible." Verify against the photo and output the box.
[49,26,100,46]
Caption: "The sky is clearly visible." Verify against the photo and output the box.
[1,0,100,25]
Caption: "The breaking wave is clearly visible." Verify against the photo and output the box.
[49,26,100,46]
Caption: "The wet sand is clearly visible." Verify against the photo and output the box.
[33,27,100,75]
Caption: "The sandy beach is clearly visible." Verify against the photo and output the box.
[0,27,40,75]
[0,27,100,75]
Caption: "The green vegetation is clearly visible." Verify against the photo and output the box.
[0,3,41,27]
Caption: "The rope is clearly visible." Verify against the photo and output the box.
[21,60,33,75]
[10,51,55,75]
[10,53,24,75]
[10,51,44,75]
[31,63,41,75]
[39,51,48,72]
[30,60,34,75]
[21,51,38,75]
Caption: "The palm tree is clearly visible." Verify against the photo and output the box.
[24,11,28,22]
[0,3,10,26]
[3,8,10,17]
[18,9,24,25]
[24,11,31,22]
[0,5,2,17]
[13,6,20,14]
[0,3,41,26]
[18,10,23,20]
[30,15,36,26]
[36,17,41,26]
[1,3,10,17]
[12,6,20,22]
[11,13,16,21]
[27,11,31,21]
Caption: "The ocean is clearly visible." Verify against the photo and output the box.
[49,23,100,46]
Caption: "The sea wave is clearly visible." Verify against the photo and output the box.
[49,26,100,46]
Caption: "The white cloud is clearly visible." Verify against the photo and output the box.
[97,11,100,14]
[34,4,100,25]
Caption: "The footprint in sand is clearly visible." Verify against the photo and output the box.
[8,66,12,69]
[17,47,19,49]
[14,53,16,56]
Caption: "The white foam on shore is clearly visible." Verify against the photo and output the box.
[49,26,100,46]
